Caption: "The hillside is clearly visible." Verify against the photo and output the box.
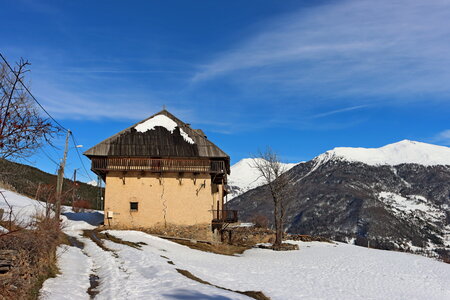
[228,140,450,260]
[0,158,101,209]
[2,189,449,299]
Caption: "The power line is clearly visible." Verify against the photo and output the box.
[76,172,92,181]
[1,53,94,181]
[70,132,94,181]
[0,52,69,133]
[39,148,60,166]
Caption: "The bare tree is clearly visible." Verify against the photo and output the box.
[251,147,290,247]
[0,59,58,160]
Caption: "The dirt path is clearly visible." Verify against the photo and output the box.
[41,214,253,300]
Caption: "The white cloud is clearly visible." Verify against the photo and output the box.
[192,0,450,100]
[32,81,160,120]
[433,130,450,145]
[310,105,369,119]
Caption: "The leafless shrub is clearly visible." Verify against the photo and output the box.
[34,183,57,219]
[0,208,61,299]
[251,214,269,228]
[73,199,91,212]
[0,181,16,192]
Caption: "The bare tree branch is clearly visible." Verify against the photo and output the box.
[0,59,59,160]
[251,147,290,246]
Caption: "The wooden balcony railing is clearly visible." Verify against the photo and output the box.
[91,157,226,174]
[211,209,238,223]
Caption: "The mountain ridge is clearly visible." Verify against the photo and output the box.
[228,140,450,261]
[228,140,450,200]
[316,140,450,166]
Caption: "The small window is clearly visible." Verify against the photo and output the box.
[130,202,138,211]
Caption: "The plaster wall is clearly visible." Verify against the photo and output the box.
[104,171,223,228]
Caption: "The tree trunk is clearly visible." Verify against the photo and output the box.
[273,198,283,246]
[273,202,280,245]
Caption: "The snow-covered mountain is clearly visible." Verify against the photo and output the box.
[317,139,450,166]
[229,140,450,261]
[227,140,450,200]
[87,180,98,186]
[227,158,298,199]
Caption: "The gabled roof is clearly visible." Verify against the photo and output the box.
[84,109,229,161]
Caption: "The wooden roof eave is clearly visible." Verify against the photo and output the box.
[83,109,229,160]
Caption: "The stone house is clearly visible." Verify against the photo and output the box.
[84,110,236,230]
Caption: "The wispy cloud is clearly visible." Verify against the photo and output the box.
[432,129,450,145]
[31,79,176,121]
[310,105,369,119]
[16,0,60,15]
[192,0,450,101]
[8,50,196,121]
[34,69,191,74]
[8,0,449,135]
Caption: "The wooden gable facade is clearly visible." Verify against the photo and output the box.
[84,110,236,229]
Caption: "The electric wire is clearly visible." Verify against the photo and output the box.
[39,148,60,166]
[1,52,94,181]
[70,132,94,181]
[0,52,69,133]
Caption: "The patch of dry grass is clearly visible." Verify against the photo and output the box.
[173,239,250,256]
[141,223,213,241]
[0,218,62,300]
[176,268,270,300]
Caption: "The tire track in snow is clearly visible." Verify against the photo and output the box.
[39,244,93,300]
[77,234,132,300]
[99,238,252,299]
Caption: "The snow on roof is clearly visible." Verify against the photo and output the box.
[320,140,450,166]
[135,114,195,144]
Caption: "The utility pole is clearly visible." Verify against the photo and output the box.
[72,169,77,210]
[55,129,71,219]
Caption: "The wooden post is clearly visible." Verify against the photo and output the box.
[72,169,77,210]
[216,200,220,220]
[55,129,71,219]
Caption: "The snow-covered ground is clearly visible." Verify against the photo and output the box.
[111,231,450,300]
[0,188,249,300]
[2,189,450,299]
[40,245,93,300]
[0,189,49,226]
[228,158,298,198]
[41,215,250,300]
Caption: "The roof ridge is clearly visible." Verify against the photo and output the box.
[83,110,229,162]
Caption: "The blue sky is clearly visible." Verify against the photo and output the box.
[2,0,450,182]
